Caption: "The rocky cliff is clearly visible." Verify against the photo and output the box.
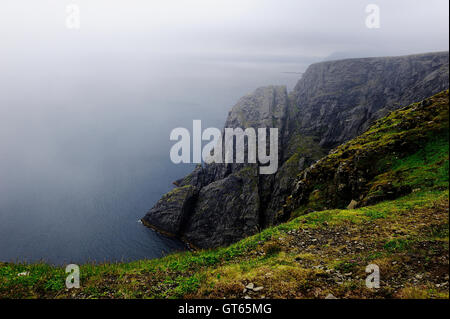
[142,51,449,249]
[288,52,449,150]
[284,89,449,219]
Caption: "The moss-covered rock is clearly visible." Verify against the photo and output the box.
[285,90,449,219]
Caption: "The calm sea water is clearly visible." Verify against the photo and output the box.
[0,51,307,265]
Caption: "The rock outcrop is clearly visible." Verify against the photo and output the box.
[142,51,449,249]
[144,86,289,248]
[287,51,449,150]
[142,185,199,236]
[283,90,449,219]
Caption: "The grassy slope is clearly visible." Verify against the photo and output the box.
[1,92,448,299]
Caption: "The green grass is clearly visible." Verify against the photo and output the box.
[390,135,449,189]
[384,238,413,252]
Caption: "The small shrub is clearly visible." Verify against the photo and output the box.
[263,242,282,256]
[384,238,411,252]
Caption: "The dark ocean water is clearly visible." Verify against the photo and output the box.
[0,102,196,265]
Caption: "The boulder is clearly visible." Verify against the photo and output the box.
[142,185,199,236]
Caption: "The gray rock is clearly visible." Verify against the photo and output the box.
[182,166,260,248]
[289,51,449,149]
[245,283,255,290]
[298,157,306,171]
[347,200,358,210]
[142,185,199,236]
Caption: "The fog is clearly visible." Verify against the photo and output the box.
[0,0,448,263]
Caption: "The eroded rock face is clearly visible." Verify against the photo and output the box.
[174,85,289,189]
[289,51,449,149]
[283,90,449,217]
[142,52,449,249]
[225,86,289,129]
[182,166,260,248]
[143,86,288,247]
[141,185,198,236]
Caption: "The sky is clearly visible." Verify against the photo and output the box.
[0,0,448,60]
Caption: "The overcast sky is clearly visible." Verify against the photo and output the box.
[0,0,448,61]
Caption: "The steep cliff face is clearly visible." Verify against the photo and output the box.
[142,51,449,249]
[173,86,289,189]
[144,86,290,248]
[287,51,449,150]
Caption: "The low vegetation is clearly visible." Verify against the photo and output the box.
[0,189,448,299]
